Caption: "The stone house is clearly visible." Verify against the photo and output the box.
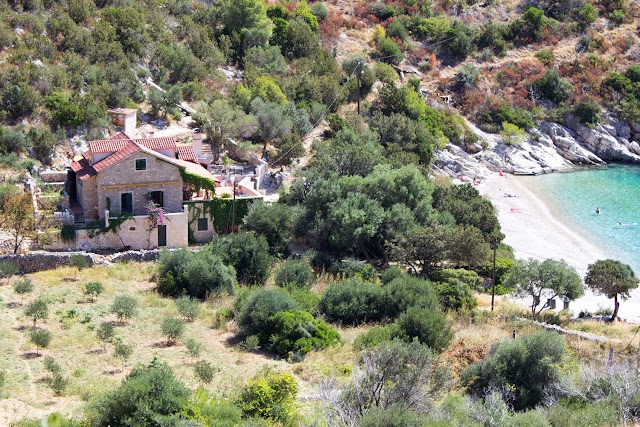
[65,132,220,250]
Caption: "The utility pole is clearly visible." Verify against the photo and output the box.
[356,61,362,115]
[231,180,236,233]
[491,242,497,311]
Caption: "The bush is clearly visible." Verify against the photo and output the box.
[310,2,328,20]
[382,276,439,318]
[436,278,478,312]
[186,339,202,358]
[320,278,386,324]
[275,259,316,289]
[531,70,573,104]
[30,328,52,355]
[374,62,399,85]
[25,298,48,327]
[237,369,298,424]
[175,296,201,322]
[13,279,33,302]
[237,289,300,342]
[434,268,483,291]
[157,249,237,299]
[84,281,104,302]
[354,323,401,349]
[207,232,271,285]
[501,121,527,145]
[269,310,342,356]
[380,266,405,285]
[608,9,625,26]
[462,331,567,410]
[574,100,601,126]
[285,287,320,314]
[330,259,377,281]
[456,64,479,88]
[396,307,453,352]
[88,363,190,426]
[194,360,218,384]
[110,295,138,324]
[96,322,115,350]
[359,405,424,427]
[376,37,403,65]
[161,317,185,344]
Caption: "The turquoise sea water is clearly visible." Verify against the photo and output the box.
[521,164,640,274]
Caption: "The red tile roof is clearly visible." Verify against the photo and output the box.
[92,142,141,172]
[89,136,177,155]
[89,139,128,153]
[70,157,97,181]
[177,145,196,162]
[112,132,134,140]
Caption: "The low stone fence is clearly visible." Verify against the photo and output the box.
[0,249,166,274]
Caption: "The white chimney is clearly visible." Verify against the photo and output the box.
[193,132,203,158]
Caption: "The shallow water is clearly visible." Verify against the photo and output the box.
[521,164,640,274]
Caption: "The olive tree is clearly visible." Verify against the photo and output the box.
[30,328,52,356]
[110,295,138,324]
[505,258,583,319]
[25,298,48,327]
[585,259,638,322]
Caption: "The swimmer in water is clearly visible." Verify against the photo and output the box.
[596,207,600,214]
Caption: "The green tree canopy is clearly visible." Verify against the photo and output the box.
[506,258,584,319]
[585,259,638,321]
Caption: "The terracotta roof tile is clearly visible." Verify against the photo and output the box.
[177,145,196,162]
[89,136,177,154]
[92,142,141,172]
[88,139,128,153]
[112,132,134,140]
[70,157,97,181]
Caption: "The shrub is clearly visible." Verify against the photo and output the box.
[434,268,483,291]
[382,276,439,318]
[237,289,300,342]
[44,357,61,374]
[194,360,218,384]
[320,278,386,324]
[376,37,403,65]
[359,405,424,427]
[285,287,320,314]
[501,121,527,145]
[396,307,453,352]
[456,64,479,88]
[157,249,237,299]
[113,342,133,371]
[354,323,402,349]
[207,232,271,285]
[375,62,399,85]
[237,369,298,424]
[69,254,90,278]
[0,260,18,280]
[436,279,478,312]
[269,310,342,356]
[330,259,377,281]
[275,259,316,289]
[310,2,328,20]
[25,298,48,327]
[175,296,201,322]
[110,295,138,324]
[13,279,33,302]
[161,317,185,344]
[531,70,573,104]
[462,331,567,410]
[535,48,555,66]
[186,339,202,358]
[380,266,405,285]
[96,322,115,351]
[608,9,625,26]
[30,328,52,356]
[88,364,190,426]
[242,335,261,351]
[574,100,601,126]
[84,281,104,302]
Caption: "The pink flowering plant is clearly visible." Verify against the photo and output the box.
[145,201,165,227]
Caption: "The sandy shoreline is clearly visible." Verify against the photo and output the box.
[477,172,640,322]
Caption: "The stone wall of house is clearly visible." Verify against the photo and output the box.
[186,201,216,243]
[82,176,99,220]
[42,210,189,251]
[97,154,183,217]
